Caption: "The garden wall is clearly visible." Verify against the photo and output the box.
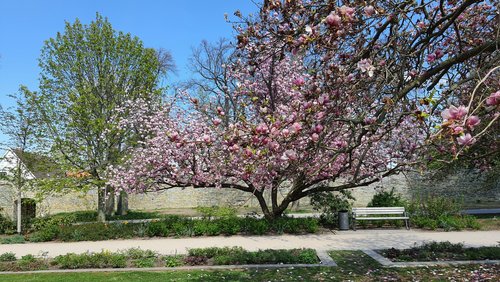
[1,170,499,218]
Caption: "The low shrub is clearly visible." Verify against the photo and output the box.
[122,248,157,259]
[145,221,169,237]
[240,217,269,235]
[381,241,500,262]
[19,213,319,242]
[187,247,318,265]
[407,195,480,231]
[53,251,127,269]
[196,206,237,219]
[368,188,406,207]
[30,213,76,232]
[0,214,14,234]
[216,218,241,235]
[0,252,16,262]
[310,190,354,228]
[1,235,26,244]
[408,195,461,220]
[29,225,59,242]
[188,246,245,258]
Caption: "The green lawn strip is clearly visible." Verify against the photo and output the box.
[377,241,500,262]
[1,264,499,281]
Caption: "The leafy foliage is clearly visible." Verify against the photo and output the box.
[310,190,354,228]
[367,188,406,207]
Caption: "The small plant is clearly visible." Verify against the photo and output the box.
[310,190,354,228]
[0,252,16,261]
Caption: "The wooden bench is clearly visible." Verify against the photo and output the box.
[351,207,410,230]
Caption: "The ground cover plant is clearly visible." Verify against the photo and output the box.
[0,247,318,272]
[379,241,500,262]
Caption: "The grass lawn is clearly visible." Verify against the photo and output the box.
[1,251,498,281]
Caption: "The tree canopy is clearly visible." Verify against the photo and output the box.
[33,13,174,221]
[109,0,499,219]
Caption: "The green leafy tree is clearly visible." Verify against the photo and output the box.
[0,87,43,233]
[33,13,173,222]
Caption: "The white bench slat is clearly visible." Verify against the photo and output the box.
[353,211,404,215]
[354,217,409,220]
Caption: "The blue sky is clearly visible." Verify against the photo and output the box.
[0,0,259,144]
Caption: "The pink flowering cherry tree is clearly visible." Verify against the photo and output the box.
[110,0,498,219]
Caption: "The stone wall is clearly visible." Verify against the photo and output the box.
[1,170,499,219]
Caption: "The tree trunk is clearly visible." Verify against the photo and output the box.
[16,190,22,234]
[97,186,106,222]
[105,186,115,217]
[116,191,128,216]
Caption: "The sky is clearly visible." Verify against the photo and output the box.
[0,0,259,144]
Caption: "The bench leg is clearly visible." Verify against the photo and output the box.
[353,219,356,231]
[405,219,410,230]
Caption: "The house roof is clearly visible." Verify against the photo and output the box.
[11,149,62,179]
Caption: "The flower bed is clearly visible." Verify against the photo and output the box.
[0,247,319,272]
[378,241,500,262]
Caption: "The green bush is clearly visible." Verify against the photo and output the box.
[196,206,237,219]
[368,188,406,207]
[310,190,354,228]
[1,235,25,244]
[240,218,269,235]
[408,195,461,219]
[57,222,135,242]
[408,196,480,231]
[29,225,59,242]
[0,252,16,262]
[216,218,240,235]
[146,221,169,237]
[30,213,76,232]
[171,220,194,237]
[189,247,319,265]
[0,214,14,234]
[53,251,127,269]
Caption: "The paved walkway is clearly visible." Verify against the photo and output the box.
[1,230,499,258]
